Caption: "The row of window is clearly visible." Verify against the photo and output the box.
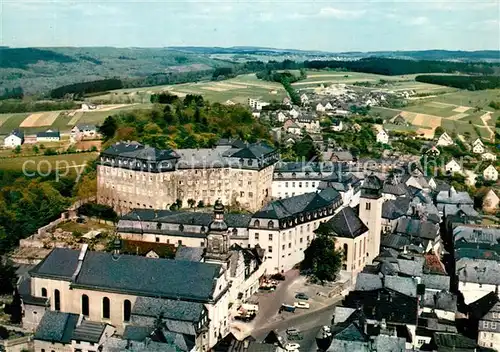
[279,181,316,188]
[41,288,131,321]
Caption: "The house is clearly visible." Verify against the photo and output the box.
[289,108,300,118]
[316,102,325,112]
[482,152,497,161]
[330,150,354,163]
[248,98,269,111]
[282,97,291,107]
[471,295,500,350]
[444,159,462,174]
[285,121,302,135]
[71,124,98,141]
[483,189,499,213]
[296,114,320,132]
[331,119,343,132]
[276,111,287,123]
[392,114,408,126]
[36,129,60,142]
[300,93,309,105]
[376,129,389,144]
[425,146,441,157]
[436,132,454,147]
[252,110,261,118]
[321,207,369,276]
[483,165,498,181]
[224,99,236,106]
[473,138,485,154]
[22,246,231,350]
[81,102,97,111]
[456,258,500,304]
[34,311,115,352]
[4,130,24,148]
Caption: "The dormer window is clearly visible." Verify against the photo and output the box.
[201,226,206,233]
[254,220,260,228]
[268,221,274,229]
[179,224,184,232]
[248,159,253,166]
[292,172,296,178]
[157,222,162,230]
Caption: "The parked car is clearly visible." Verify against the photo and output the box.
[295,292,309,300]
[294,301,310,309]
[281,304,296,313]
[285,342,301,351]
[286,327,301,336]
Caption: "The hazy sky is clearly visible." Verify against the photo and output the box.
[1,0,499,51]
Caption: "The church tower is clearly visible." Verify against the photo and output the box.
[358,173,383,262]
[205,199,232,266]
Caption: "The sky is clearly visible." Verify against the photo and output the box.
[1,0,499,51]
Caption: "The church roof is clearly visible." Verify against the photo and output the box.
[324,207,368,239]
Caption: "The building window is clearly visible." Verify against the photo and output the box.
[179,224,184,232]
[288,243,291,248]
[156,222,162,230]
[268,221,274,229]
[41,288,47,297]
[365,202,371,210]
[54,289,60,311]
[268,246,273,253]
[354,242,357,260]
[255,233,259,240]
[124,300,131,322]
[343,244,348,261]
[102,297,110,319]
[81,295,89,316]
[254,220,260,228]
[155,237,160,243]
[299,182,302,188]
[269,234,273,241]
[285,182,288,187]
[282,245,285,250]
[201,241,205,247]
[178,240,182,245]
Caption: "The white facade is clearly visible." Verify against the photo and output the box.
[272,179,320,199]
[482,152,497,161]
[478,329,500,351]
[316,103,325,112]
[4,134,23,148]
[473,143,485,154]
[331,121,343,132]
[289,108,299,118]
[445,159,462,174]
[248,98,269,111]
[376,130,389,144]
[277,112,287,123]
[436,132,454,147]
[484,165,498,181]
[459,281,498,305]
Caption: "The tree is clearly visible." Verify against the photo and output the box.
[300,223,343,283]
[9,288,22,324]
[197,200,205,208]
[434,126,445,136]
[32,145,39,154]
[13,145,21,154]
[99,115,118,140]
[187,199,196,209]
[0,259,17,295]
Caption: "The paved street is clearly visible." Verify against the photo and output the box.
[230,269,342,351]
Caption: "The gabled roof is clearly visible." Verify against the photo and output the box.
[30,248,222,302]
[132,296,205,322]
[72,320,108,343]
[34,311,79,344]
[382,197,411,220]
[252,188,341,220]
[394,218,439,240]
[324,207,368,239]
[468,291,499,320]
[8,129,24,139]
[36,130,60,138]
[101,142,179,162]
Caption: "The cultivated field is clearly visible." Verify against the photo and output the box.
[89,74,287,105]
[0,152,98,178]
[20,111,61,128]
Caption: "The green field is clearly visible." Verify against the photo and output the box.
[371,106,402,120]
[432,89,500,111]
[89,74,287,105]
[0,152,98,178]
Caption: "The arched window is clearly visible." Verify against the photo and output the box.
[253,220,260,228]
[201,226,206,233]
[179,224,184,232]
[232,228,238,236]
[102,297,110,319]
[156,222,162,230]
[123,300,131,322]
[267,221,274,229]
[81,295,89,316]
[54,290,60,311]
[41,288,47,297]
[343,244,348,261]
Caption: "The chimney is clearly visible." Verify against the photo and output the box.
[381,318,387,330]
[71,244,88,282]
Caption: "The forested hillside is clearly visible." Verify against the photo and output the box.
[415,75,500,90]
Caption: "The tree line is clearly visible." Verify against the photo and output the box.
[0,100,79,113]
[415,75,500,90]
[50,78,124,99]
[0,87,24,100]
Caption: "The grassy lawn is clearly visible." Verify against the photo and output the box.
[403,103,459,118]
[0,152,98,178]
[433,89,500,111]
[370,106,402,120]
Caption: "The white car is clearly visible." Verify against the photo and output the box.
[294,301,310,309]
[285,343,301,351]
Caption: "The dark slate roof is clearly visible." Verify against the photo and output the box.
[432,332,479,350]
[101,142,179,161]
[132,296,204,322]
[36,130,60,138]
[9,129,24,139]
[394,218,439,240]
[382,182,409,196]
[325,207,368,239]
[72,320,107,343]
[468,291,499,320]
[382,197,411,220]
[212,333,276,352]
[76,124,96,131]
[362,174,383,190]
[252,188,341,220]
[331,309,369,342]
[123,325,153,341]
[34,311,79,344]
[30,247,80,280]
[343,288,418,325]
[423,291,457,312]
[31,248,222,302]
[224,142,275,159]
[381,233,411,250]
[120,209,251,228]
[175,246,205,262]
